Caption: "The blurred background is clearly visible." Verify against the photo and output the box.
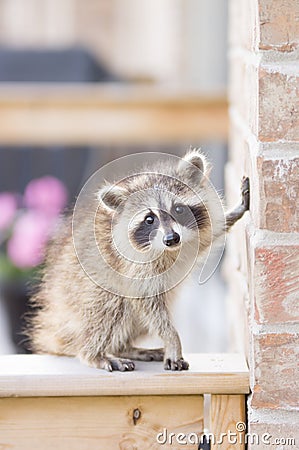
[0,0,230,355]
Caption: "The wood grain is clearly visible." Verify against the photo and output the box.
[0,395,204,450]
[210,394,246,450]
[0,353,249,397]
[0,84,228,144]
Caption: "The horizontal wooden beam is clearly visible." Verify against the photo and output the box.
[0,353,249,397]
[0,84,228,145]
[0,395,204,449]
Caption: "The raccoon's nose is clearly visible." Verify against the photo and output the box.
[163,232,180,247]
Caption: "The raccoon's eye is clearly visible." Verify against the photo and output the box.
[144,214,155,225]
[174,204,186,215]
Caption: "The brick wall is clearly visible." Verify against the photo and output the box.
[226,0,299,447]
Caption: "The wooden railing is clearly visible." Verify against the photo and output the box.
[0,353,249,449]
[0,84,228,145]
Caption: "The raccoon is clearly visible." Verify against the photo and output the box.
[28,149,249,371]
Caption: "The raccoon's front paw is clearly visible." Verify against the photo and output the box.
[241,177,250,210]
[164,357,189,371]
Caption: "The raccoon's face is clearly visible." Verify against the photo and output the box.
[123,194,208,253]
[97,150,215,258]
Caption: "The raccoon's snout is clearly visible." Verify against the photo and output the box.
[163,231,180,247]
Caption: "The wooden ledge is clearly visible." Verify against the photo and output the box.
[0,353,249,397]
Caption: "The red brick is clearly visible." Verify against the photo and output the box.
[251,241,299,325]
[229,0,299,53]
[257,156,299,232]
[259,0,299,51]
[250,332,299,410]
[259,68,299,142]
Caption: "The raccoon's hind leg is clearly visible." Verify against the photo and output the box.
[118,347,164,362]
[79,353,135,372]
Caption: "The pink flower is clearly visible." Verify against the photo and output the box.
[7,211,54,268]
[24,176,68,217]
[0,192,18,230]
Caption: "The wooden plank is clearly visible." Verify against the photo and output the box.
[210,394,246,450]
[0,84,228,144]
[0,353,249,397]
[0,395,204,450]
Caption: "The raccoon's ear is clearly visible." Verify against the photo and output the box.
[178,148,211,186]
[97,184,128,211]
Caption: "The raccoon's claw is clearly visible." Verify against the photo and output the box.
[108,357,135,372]
[164,358,189,371]
[241,177,250,211]
[85,356,135,372]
